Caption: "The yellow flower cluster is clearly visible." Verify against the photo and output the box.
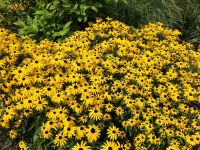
[8,2,27,11]
[0,17,200,150]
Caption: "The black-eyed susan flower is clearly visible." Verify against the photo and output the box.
[41,129,52,139]
[45,120,59,130]
[19,140,28,150]
[89,108,103,121]
[72,141,91,150]
[33,98,48,111]
[79,115,88,123]
[115,107,124,116]
[9,130,18,139]
[63,126,76,138]
[107,126,120,141]
[101,140,119,150]
[103,113,112,121]
[86,125,101,143]
[76,126,86,140]
[54,132,68,147]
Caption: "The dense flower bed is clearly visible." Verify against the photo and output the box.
[0,18,200,150]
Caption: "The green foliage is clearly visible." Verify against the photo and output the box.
[0,0,36,32]
[13,0,127,41]
[113,0,200,44]
[1,0,199,44]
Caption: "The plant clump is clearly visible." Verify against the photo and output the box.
[0,18,200,150]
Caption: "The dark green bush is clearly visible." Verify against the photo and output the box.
[0,0,36,32]
[12,0,127,41]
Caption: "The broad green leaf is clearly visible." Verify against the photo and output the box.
[32,24,38,33]
[13,19,25,27]
[59,28,70,36]
[63,4,71,8]
[46,3,52,9]
[73,3,78,10]
[83,16,88,22]
[27,15,33,24]
[63,21,72,30]
[80,5,90,11]
[36,1,45,8]
[52,32,61,37]
[18,30,25,35]
[77,16,82,22]
[50,1,59,10]
[91,6,98,12]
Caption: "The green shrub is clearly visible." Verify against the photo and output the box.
[13,0,127,41]
[0,0,36,32]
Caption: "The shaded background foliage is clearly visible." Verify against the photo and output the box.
[0,0,127,41]
[0,0,200,43]
[114,0,200,45]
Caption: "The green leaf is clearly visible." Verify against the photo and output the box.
[46,3,52,9]
[73,4,78,10]
[52,32,61,37]
[77,17,82,22]
[63,4,71,9]
[91,6,98,12]
[83,16,88,22]
[63,21,72,30]
[120,0,128,4]
[32,24,38,33]
[50,1,60,10]
[13,19,25,27]
[36,1,45,8]
[33,128,45,150]
[80,5,90,12]
[59,28,70,36]
[35,10,45,15]
[27,15,33,24]
[94,2,103,8]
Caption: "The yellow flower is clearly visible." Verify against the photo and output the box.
[79,115,88,123]
[101,140,119,150]
[63,126,76,138]
[76,126,86,140]
[9,130,17,139]
[107,126,120,141]
[33,98,48,111]
[19,140,28,150]
[89,108,103,121]
[41,129,52,139]
[54,132,68,147]
[72,141,91,150]
[86,125,101,143]
[115,107,124,116]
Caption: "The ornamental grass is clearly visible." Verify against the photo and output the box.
[0,18,200,150]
